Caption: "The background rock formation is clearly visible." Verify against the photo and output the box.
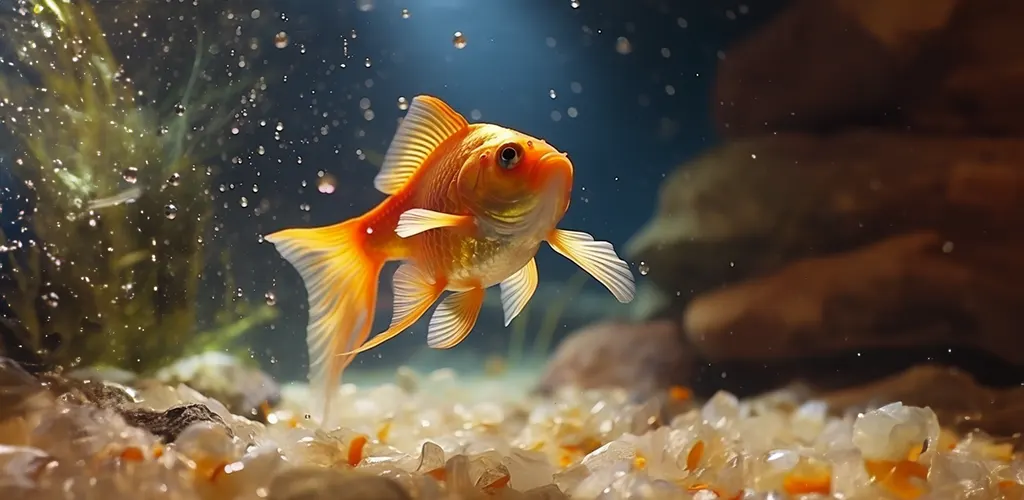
[542,0,1024,435]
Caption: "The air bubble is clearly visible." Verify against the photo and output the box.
[453,31,467,49]
[274,32,289,49]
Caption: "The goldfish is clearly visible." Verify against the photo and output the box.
[265,95,635,423]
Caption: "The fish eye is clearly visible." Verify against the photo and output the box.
[497,143,523,170]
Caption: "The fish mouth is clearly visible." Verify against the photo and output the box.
[538,151,573,183]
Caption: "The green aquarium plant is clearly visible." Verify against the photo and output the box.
[0,0,275,374]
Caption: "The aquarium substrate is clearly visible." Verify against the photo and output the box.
[1,364,1020,499]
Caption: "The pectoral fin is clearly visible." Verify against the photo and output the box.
[499,258,538,326]
[395,208,473,238]
[426,287,485,349]
[546,228,636,303]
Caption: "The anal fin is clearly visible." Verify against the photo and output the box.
[499,258,538,326]
[426,288,486,349]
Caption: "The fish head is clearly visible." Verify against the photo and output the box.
[456,125,574,233]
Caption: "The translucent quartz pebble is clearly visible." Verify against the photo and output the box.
[919,480,991,500]
[463,433,515,456]
[619,427,688,482]
[130,380,189,410]
[34,454,199,499]
[502,449,557,491]
[595,472,685,499]
[701,391,742,430]
[748,448,800,491]
[741,493,787,500]
[668,408,701,430]
[279,427,367,468]
[0,444,54,491]
[361,445,418,471]
[468,450,512,491]
[355,383,408,418]
[852,402,940,461]
[927,451,994,491]
[519,484,569,499]
[458,401,506,428]
[416,441,446,475]
[815,416,857,453]
[30,404,156,459]
[266,466,411,500]
[568,461,631,498]
[361,465,442,499]
[444,454,475,492]
[955,430,1016,462]
[736,411,786,453]
[394,366,421,394]
[172,421,242,478]
[204,448,285,500]
[790,400,828,443]
[708,453,746,498]
[0,358,52,424]
[626,397,662,435]
[829,449,873,497]
[552,462,591,495]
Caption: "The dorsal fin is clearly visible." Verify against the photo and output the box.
[374,95,469,195]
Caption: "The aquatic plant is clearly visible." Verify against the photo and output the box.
[0,0,274,373]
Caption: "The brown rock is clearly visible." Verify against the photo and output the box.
[120,404,231,443]
[626,132,1024,317]
[683,232,1024,367]
[155,352,281,422]
[715,0,956,137]
[535,320,692,399]
[716,0,1024,138]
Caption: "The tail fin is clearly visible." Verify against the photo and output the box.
[264,218,383,426]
